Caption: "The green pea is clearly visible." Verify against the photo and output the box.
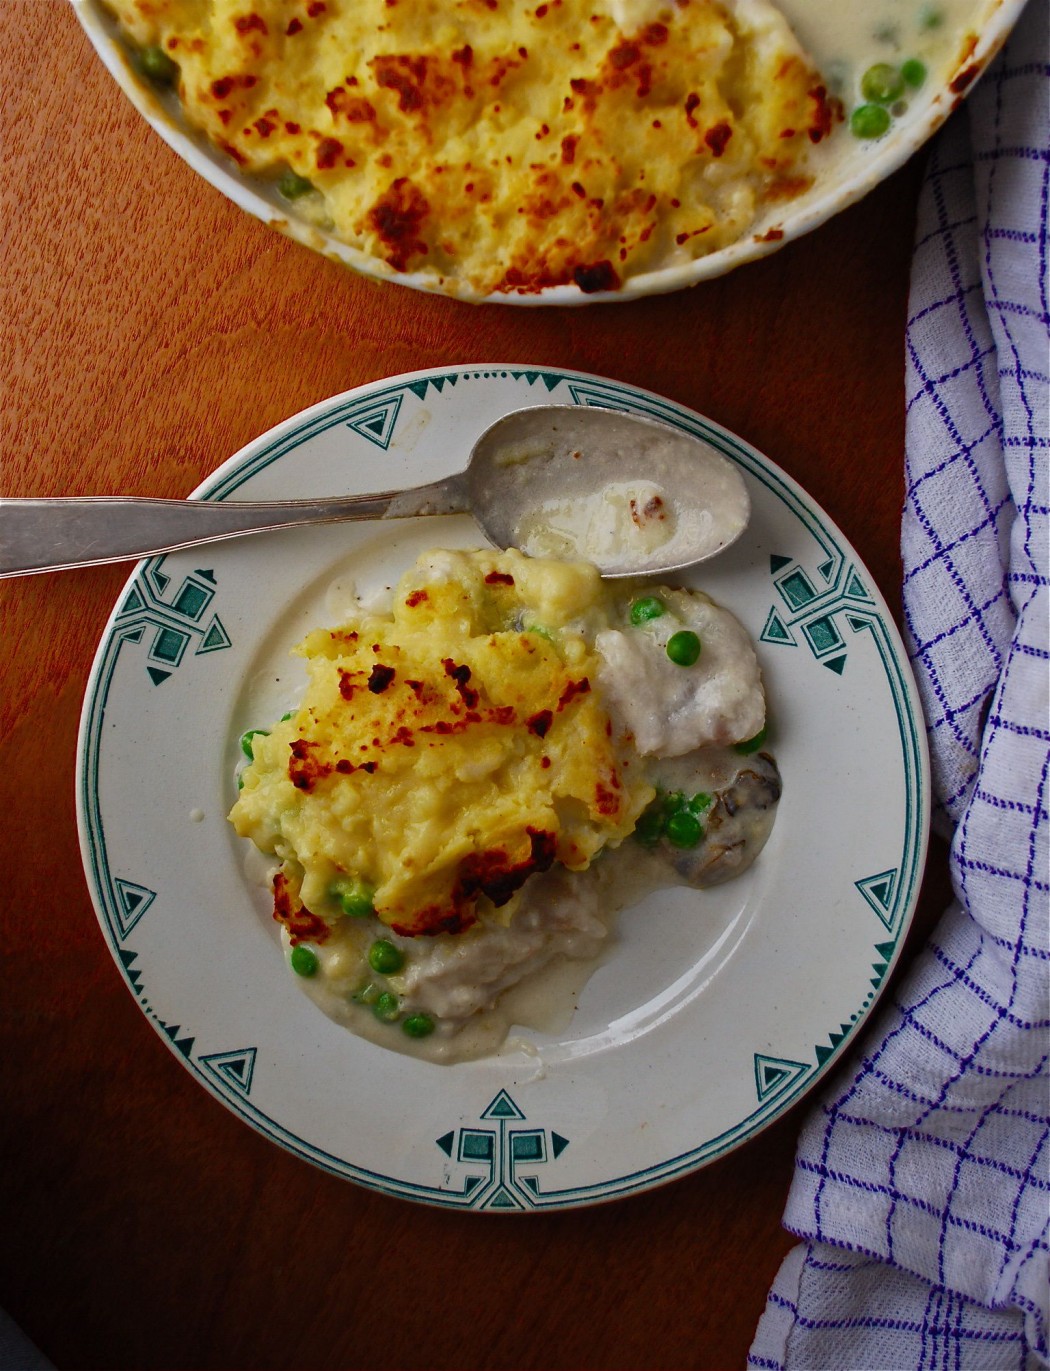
[330,876,375,918]
[666,810,703,848]
[666,630,701,666]
[633,806,664,847]
[734,724,769,755]
[239,728,269,759]
[278,170,316,201]
[630,596,666,625]
[290,945,318,978]
[851,103,892,139]
[919,4,943,28]
[687,791,713,815]
[368,939,404,975]
[901,59,927,88]
[136,45,178,85]
[402,1013,435,1039]
[373,991,401,1023]
[861,62,905,104]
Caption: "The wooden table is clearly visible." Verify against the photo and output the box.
[2,5,953,1367]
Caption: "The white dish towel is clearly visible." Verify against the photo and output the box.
[749,4,1049,1368]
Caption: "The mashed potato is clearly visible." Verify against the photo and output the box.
[232,549,653,936]
[229,547,781,1060]
[105,0,839,296]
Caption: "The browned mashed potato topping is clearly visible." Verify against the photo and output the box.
[105,0,839,296]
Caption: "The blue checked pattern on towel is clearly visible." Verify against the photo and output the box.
[749,5,1049,1369]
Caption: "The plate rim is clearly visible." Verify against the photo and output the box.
[75,363,932,1208]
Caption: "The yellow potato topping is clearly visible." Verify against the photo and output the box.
[229,549,653,937]
[105,0,839,296]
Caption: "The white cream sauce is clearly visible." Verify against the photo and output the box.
[482,409,750,575]
[604,0,979,79]
[284,743,780,1064]
[774,0,993,189]
[516,481,677,568]
[779,0,982,92]
[290,861,630,1064]
[608,0,988,166]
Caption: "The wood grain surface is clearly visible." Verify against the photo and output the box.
[2,4,953,1368]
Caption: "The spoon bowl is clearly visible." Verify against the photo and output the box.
[464,405,749,577]
[0,404,749,579]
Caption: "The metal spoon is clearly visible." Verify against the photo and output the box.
[0,405,749,579]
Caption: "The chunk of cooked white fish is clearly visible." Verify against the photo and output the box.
[596,586,765,756]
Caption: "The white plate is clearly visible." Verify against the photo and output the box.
[71,0,1023,304]
[77,366,929,1208]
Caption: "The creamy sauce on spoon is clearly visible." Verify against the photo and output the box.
[466,406,750,576]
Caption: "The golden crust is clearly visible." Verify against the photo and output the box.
[108,0,839,294]
[228,549,653,938]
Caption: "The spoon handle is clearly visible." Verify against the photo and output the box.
[0,477,467,578]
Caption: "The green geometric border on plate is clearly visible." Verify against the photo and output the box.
[760,552,876,676]
[116,562,231,686]
[111,878,156,940]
